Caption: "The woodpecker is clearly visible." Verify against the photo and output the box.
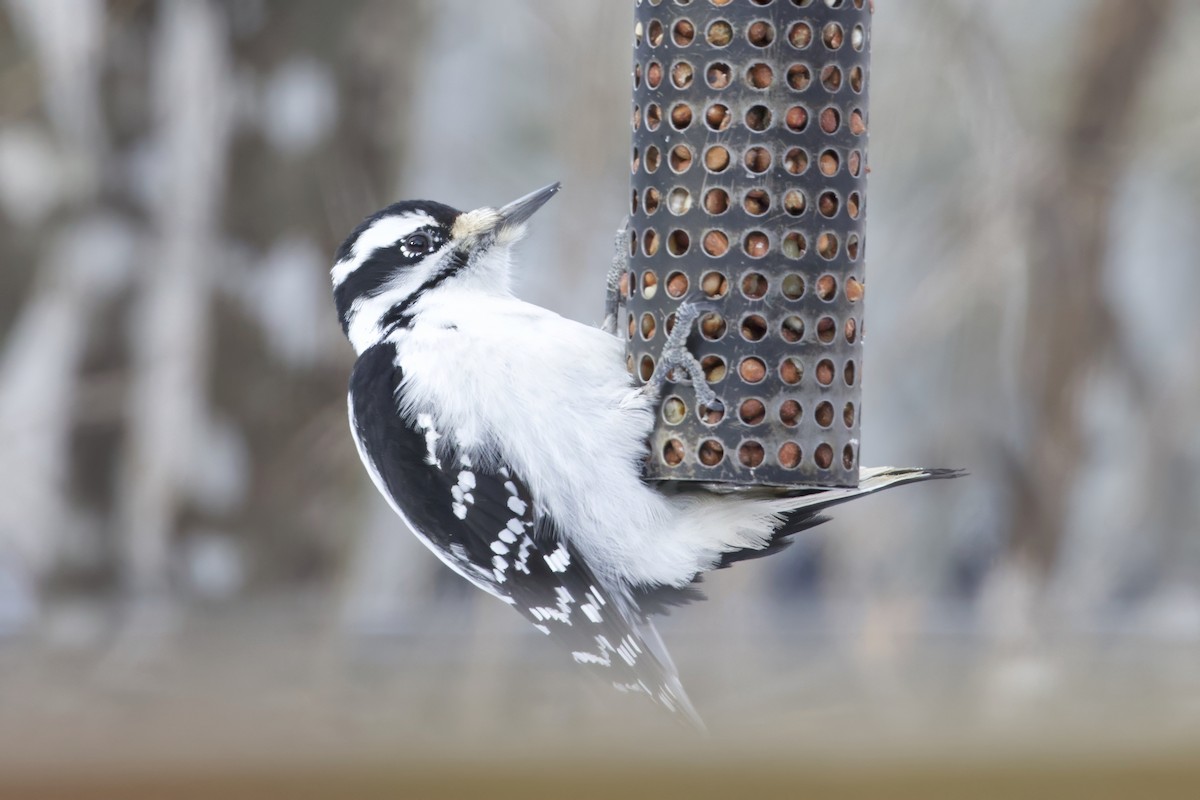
[331,182,958,727]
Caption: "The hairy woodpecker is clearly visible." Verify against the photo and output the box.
[331,182,958,727]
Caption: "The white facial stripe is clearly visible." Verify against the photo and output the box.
[331,212,437,287]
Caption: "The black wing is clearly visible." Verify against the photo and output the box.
[348,344,701,726]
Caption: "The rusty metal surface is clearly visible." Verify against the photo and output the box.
[624,0,870,488]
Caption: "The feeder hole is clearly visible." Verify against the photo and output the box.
[744,147,772,174]
[780,357,803,385]
[817,232,838,259]
[745,105,772,132]
[641,313,657,340]
[671,61,694,89]
[704,188,730,214]
[739,357,766,384]
[668,187,692,215]
[820,65,842,92]
[666,271,689,298]
[739,398,766,426]
[850,109,865,135]
[817,316,836,343]
[814,443,833,469]
[781,315,805,342]
[704,105,733,135]
[640,354,656,382]
[663,396,686,425]
[741,272,768,299]
[703,231,730,257]
[647,61,663,88]
[743,231,769,258]
[816,358,834,386]
[781,273,805,299]
[819,149,839,176]
[818,191,839,217]
[706,20,733,47]
[815,401,834,428]
[669,144,694,173]
[670,103,694,130]
[644,145,660,173]
[699,311,727,340]
[788,22,812,48]
[746,63,773,89]
[785,106,808,132]
[822,22,844,49]
[643,228,660,256]
[644,186,662,214]
[784,147,809,174]
[738,441,765,468]
[706,62,732,89]
[701,355,727,383]
[782,232,806,259]
[673,18,695,46]
[847,192,860,218]
[667,229,691,256]
[747,20,774,47]
[704,145,731,172]
[743,188,770,214]
[698,439,725,467]
[701,270,728,297]
[741,314,767,342]
[819,107,840,134]
[779,400,801,427]
[787,64,812,91]
[778,442,801,469]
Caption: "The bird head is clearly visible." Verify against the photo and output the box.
[331,182,560,353]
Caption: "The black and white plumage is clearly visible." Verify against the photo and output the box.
[331,183,958,727]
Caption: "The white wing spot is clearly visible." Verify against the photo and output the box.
[514,534,535,574]
[490,540,509,555]
[507,496,528,516]
[414,413,441,467]
[544,544,571,573]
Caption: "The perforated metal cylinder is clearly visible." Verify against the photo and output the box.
[623,0,869,488]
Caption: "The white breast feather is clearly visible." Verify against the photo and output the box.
[388,293,780,588]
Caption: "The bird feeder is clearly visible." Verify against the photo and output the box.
[623,0,869,488]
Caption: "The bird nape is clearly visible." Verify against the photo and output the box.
[330,182,962,729]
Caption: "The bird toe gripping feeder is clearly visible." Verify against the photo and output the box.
[623,0,869,488]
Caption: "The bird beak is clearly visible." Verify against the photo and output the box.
[495,182,561,231]
[452,182,561,245]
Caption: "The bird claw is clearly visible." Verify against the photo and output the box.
[602,218,632,335]
[646,301,721,413]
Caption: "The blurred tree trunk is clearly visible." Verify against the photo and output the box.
[1004,2,1171,585]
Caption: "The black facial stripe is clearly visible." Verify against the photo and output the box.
[334,201,459,265]
[333,224,450,335]
[379,247,470,333]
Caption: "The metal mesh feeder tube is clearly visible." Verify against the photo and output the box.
[625,0,869,489]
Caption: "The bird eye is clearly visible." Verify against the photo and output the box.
[403,231,436,255]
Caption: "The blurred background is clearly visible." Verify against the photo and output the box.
[1,0,1199,795]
